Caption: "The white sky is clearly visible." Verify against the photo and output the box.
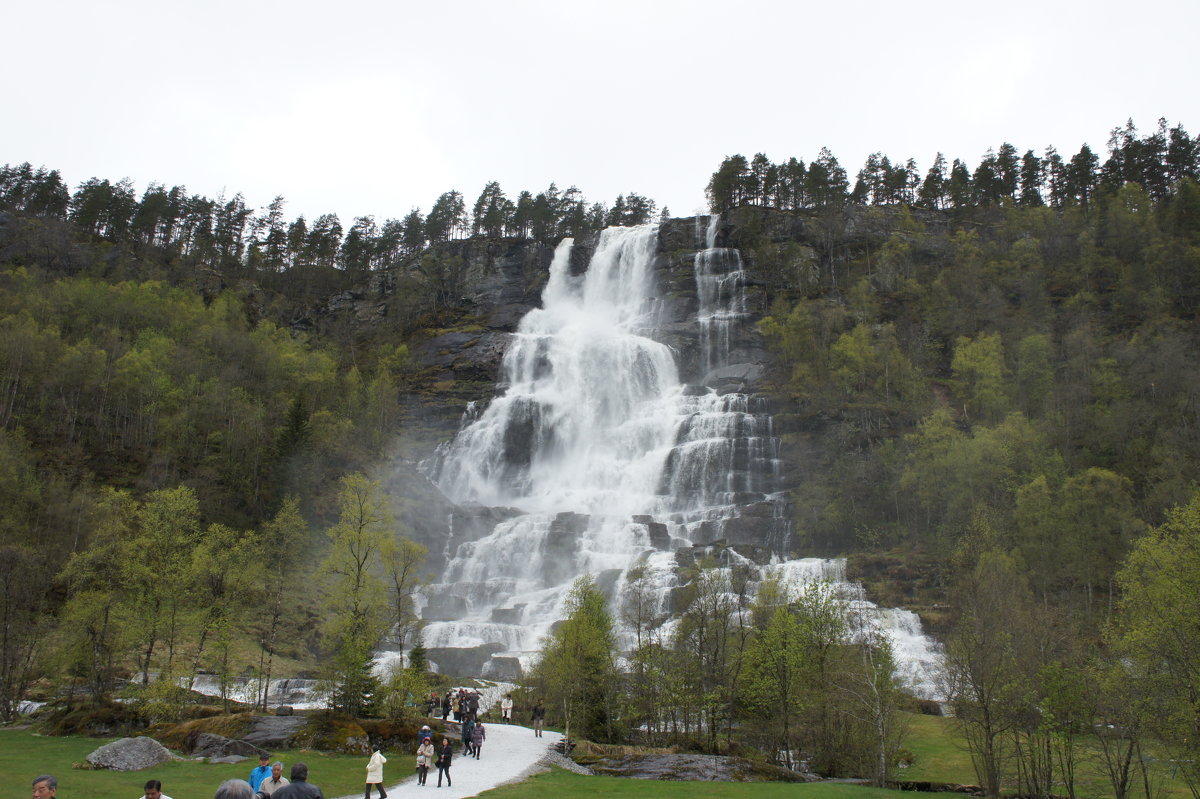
[5,0,1198,224]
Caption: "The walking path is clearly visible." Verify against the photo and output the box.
[331,723,563,799]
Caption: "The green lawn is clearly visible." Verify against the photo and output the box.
[0,728,375,798]
[482,770,907,798]
[895,712,977,784]
[4,713,1196,799]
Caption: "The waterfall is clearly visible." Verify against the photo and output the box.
[695,214,749,376]
[424,220,943,699]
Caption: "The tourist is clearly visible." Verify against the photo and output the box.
[248,754,272,791]
[258,761,289,795]
[436,738,453,787]
[139,779,173,799]
[364,746,388,799]
[416,736,434,785]
[461,715,475,755]
[467,691,479,718]
[271,763,322,799]
[471,720,486,759]
[31,776,57,798]
[441,691,451,721]
[213,780,253,799]
[531,698,545,737]
[500,694,513,723]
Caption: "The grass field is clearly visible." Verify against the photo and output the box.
[2,712,1194,799]
[0,728,375,798]
[482,770,908,798]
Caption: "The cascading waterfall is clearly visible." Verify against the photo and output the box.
[424,220,943,699]
[695,214,748,375]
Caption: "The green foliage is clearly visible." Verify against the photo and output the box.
[320,473,393,716]
[527,575,621,743]
[1108,491,1200,797]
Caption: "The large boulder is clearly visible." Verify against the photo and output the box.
[86,737,177,771]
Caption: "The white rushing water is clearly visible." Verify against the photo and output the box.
[424,221,944,699]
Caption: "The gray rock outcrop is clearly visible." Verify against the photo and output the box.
[241,714,308,749]
[191,732,267,760]
[86,736,177,771]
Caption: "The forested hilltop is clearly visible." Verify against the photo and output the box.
[2,117,1199,795]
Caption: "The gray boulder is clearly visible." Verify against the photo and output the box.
[241,714,308,749]
[191,732,267,760]
[86,736,177,771]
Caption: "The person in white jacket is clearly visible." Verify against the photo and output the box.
[364,747,388,799]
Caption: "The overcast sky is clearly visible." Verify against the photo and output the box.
[6,0,1198,224]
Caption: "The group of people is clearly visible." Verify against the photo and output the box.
[414,726,457,787]
[28,760,324,799]
[242,756,322,798]
[435,687,482,723]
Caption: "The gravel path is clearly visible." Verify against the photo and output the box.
[330,723,564,799]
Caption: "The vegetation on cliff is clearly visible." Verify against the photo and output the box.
[1,117,1199,794]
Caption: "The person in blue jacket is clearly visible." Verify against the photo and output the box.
[248,753,272,791]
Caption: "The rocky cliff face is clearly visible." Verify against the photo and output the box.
[299,211,841,580]
[377,217,801,575]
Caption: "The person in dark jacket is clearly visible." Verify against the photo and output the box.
[471,721,486,759]
[436,738,453,787]
[461,716,475,755]
[441,692,451,721]
[271,763,323,799]
[531,699,546,737]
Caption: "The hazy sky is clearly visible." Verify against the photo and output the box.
[6,0,1198,224]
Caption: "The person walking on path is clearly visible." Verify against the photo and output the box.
[470,721,485,759]
[531,699,546,737]
[441,692,451,721]
[436,738,453,788]
[416,736,434,785]
[500,694,513,723]
[461,716,475,756]
[364,747,387,799]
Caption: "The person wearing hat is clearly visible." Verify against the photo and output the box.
[249,754,272,792]
[416,735,434,786]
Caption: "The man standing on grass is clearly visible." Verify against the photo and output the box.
[249,753,272,791]
[271,762,323,799]
[139,778,173,799]
[258,761,289,795]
